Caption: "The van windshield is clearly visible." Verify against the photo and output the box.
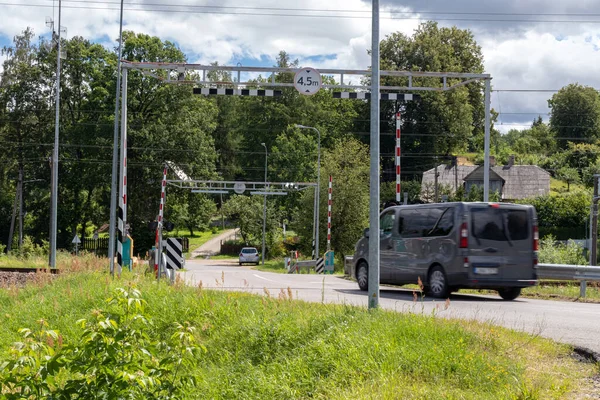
[471,208,529,242]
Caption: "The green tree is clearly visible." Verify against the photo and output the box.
[292,138,370,257]
[549,83,600,148]
[377,21,489,179]
[556,167,581,191]
[167,191,217,236]
[222,195,279,252]
[0,28,53,249]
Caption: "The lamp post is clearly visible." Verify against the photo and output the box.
[295,124,321,259]
[261,143,268,265]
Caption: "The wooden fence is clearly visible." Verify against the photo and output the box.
[80,237,189,257]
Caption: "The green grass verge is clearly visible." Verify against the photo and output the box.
[461,282,600,303]
[0,267,596,398]
[550,177,587,195]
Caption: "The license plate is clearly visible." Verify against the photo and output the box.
[474,267,498,275]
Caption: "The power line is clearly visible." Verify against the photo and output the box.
[29,0,600,18]
[2,2,600,23]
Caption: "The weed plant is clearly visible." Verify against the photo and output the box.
[0,268,595,399]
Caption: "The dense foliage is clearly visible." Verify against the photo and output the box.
[3,21,600,258]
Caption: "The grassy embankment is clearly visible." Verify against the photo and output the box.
[0,255,597,399]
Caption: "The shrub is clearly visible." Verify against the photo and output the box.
[538,234,587,265]
[0,286,201,398]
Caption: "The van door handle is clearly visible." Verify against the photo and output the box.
[484,247,498,253]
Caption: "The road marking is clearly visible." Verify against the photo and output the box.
[253,274,278,283]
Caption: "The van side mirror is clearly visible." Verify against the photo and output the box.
[363,228,370,238]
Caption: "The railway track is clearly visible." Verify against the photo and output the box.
[0,267,60,274]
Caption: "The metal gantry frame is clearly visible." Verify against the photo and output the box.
[164,179,318,261]
[110,60,493,305]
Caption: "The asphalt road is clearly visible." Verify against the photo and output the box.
[181,259,600,354]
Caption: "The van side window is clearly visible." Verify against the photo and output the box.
[380,210,395,235]
[399,209,431,238]
[428,207,455,237]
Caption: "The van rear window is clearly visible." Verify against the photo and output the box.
[471,208,529,241]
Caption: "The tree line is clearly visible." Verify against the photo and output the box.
[2,21,597,258]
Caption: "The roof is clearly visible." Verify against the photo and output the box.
[463,166,505,183]
[493,165,550,200]
[421,163,551,200]
[421,164,476,191]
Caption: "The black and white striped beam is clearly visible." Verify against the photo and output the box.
[333,92,420,101]
[193,88,282,97]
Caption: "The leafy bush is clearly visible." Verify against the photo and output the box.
[10,236,48,258]
[0,286,201,398]
[524,190,590,232]
[538,234,587,265]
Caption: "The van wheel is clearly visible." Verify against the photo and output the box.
[498,287,521,301]
[428,266,449,299]
[357,261,368,291]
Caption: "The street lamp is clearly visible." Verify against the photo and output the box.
[261,143,268,265]
[295,124,321,259]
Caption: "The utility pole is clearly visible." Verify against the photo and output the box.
[18,166,23,248]
[7,179,19,253]
[587,174,600,297]
[368,0,381,309]
[295,124,321,259]
[261,143,267,265]
[434,164,439,203]
[590,175,599,266]
[49,0,62,268]
[108,0,125,277]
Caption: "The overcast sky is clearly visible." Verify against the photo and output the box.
[2,0,600,132]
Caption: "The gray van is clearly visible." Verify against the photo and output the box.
[352,202,538,300]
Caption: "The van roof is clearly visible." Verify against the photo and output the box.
[384,202,531,211]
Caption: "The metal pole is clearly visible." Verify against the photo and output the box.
[327,175,332,251]
[295,124,321,259]
[156,165,168,283]
[18,167,23,248]
[109,0,125,277]
[395,112,401,203]
[7,179,18,252]
[434,165,439,203]
[261,143,267,265]
[117,68,128,276]
[315,128,321,260]
[49,0,62,268]
[368,0,380,309]
[483,78,491,202]
[587,175,600,297]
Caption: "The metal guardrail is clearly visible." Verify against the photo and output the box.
[343,257,600,283]
[287,260,315,274]
[537,263,600,281]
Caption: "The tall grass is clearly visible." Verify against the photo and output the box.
[0,269,595,399]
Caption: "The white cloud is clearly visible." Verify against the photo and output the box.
[2,0,600,130]
[484,30,600,131]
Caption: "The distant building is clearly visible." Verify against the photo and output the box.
[421,155,551,201]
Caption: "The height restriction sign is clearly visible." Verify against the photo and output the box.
[294,67,322,96]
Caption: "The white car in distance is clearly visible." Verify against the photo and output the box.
[239,247,259,265]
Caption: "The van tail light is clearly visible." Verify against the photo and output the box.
[460,222,468,248]
[239,253,243,257]
[533,225,539,251]
[463,257,469,268]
